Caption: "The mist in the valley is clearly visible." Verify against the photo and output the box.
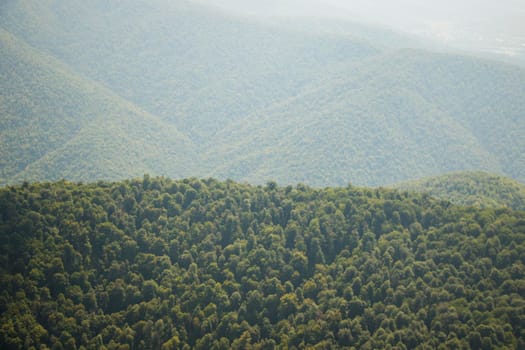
[193,0,525,60]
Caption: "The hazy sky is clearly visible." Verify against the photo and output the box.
[194,0,525,59]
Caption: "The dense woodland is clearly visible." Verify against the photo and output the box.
[1,177,524,349]
[394,171,525,211]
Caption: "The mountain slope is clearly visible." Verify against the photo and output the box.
[205,49,525,186]
[0,0,524,186]
[0,28,197,184]
[0,0,379,142]
[1,178,524,348]
[394,171,525,210]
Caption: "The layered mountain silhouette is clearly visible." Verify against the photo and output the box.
[1,0,524,186]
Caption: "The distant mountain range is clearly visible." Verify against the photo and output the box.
[1,0,524,186]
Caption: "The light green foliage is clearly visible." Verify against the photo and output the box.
[0,29,196,184]
[1,0,525,186]
[0,177,524,348]
[394,171,525,211]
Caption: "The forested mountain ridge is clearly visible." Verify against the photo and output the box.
[394,171,525,211]
[1,0,525,186]
[0,0,379,142]
[1,177,524,349]
[205,49,525,186]
[0,28,197,184]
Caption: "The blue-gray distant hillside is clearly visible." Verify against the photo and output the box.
[1,0,524,186]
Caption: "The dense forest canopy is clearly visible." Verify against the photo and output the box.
[393,171,525,211]
[1,177,524,349]
[1,2,524,350]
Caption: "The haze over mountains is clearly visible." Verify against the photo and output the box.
[2,3,525,348]
[1,0,524,186]
[201,0,525,63]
